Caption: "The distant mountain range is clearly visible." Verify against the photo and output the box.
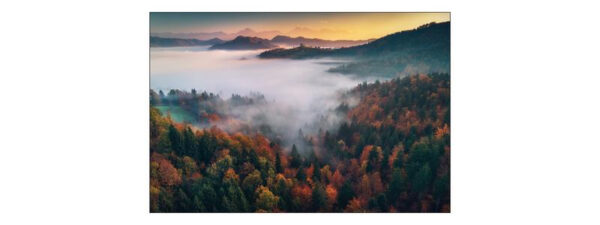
[203,35,372,50]
[151,28,282,41]
[270,35,373,48]
[150,21,450,76]
[150,27,353,41]
[209,36,278,50]
[150,36,224,47]
[260,22,449,58]
[151,33,372,49]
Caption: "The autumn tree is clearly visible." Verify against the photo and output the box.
[181,156,197,178]
[255,186,279,212]
[242,170,263,202]
[331,169,344,188]
[157,158,181,186]
[325,184,338,210]
[291,184,312,212]
[345,197,366,212]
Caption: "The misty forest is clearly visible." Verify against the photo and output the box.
[150,19,450,212]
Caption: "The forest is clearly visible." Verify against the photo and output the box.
[150,73,449,212]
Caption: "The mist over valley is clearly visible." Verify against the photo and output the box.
[151,46,378,149]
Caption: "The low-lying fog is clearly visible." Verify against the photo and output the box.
[151,46,382,148]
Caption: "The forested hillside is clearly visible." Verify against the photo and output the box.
[150,73,450,212]
[259,22,450,77]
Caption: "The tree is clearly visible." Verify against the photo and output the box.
[290,144,302,168]
[412,164,432,196]
[150,107,163,140]
[331,169,344,188]
[376,193,388,212]
[181,156,197,177]
[337,180,355,209]
[358,175,372,198]
[387,168,406,202]
[345,197,366,212]
[150,89,161,106]
[168,124,182,154]
[381,147,391,178]
[174,188,191,212]
[313,163,321,182]
[222,178,249,212]
[275,152,283,173]
[291,184,312,212]
[296,166,306,182]
[366,147,380,173]
[183,127,196,156]
[157,159,181,186]
[325,185,338,210]
[242,170,263,201]
[158,187,173,212]
[197,181,218,212]
[255,186,279,212]
[311,183,327,211]
[150,185,161,211]
[273,175,291,210]
[433,173,449,211]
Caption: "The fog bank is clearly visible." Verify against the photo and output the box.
[151,46,380,149]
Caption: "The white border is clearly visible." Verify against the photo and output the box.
[1,0,599,224]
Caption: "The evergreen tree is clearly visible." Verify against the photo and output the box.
[290,144,301,168]
[168,124,182,154]
[183,127,196,156]
[275,152,283,173]
[296,166,306,182]
[387,168,406,202]
[337,180,355,209]
[311,183,326,212]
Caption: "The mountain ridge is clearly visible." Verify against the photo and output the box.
[150,36,224,47]
[270,35,373,48]
[209,36,279,50]
[259,22,449,58]
[258,22,450,77]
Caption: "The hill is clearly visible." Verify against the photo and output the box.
[270,35,372,48]
[209,36,279,50]
[259,22,450,77]
[150,36,224,47]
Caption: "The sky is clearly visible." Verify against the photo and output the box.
[150,12,449,40]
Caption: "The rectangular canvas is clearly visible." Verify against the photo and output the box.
[150,12,450,213]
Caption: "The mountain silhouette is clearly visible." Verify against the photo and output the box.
[270,35,372,48]
[209,36,279,50]
[150,36,224,47]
